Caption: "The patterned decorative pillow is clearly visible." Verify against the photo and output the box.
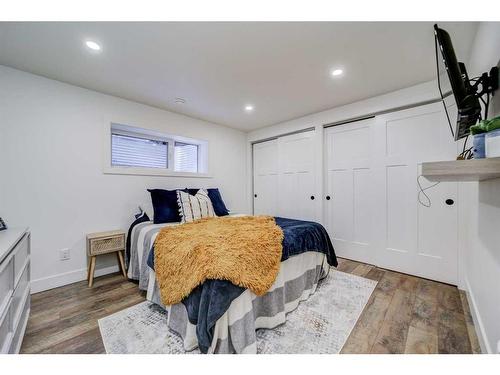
[177,189,216,223]
[186,188,230,216]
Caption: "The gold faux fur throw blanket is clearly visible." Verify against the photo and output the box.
[153,215,284,305]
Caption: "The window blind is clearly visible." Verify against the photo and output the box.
[174,142,199,173]
[111,133,168,169]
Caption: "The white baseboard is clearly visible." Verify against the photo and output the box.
[463,277,491,354]
[31,265,120,294]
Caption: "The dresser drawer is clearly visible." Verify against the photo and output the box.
[0,228,30,354]
[89,235,125,255]
[0,303,12,354]
[9,297,29,354]
[13,234,30,284]
[11,264,30,329]
[0,256,14,319]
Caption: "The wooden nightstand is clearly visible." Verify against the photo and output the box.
[86,230,126,287]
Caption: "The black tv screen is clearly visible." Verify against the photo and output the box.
[434,24,481,140]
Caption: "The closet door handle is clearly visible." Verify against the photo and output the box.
[445,198,454,206]
[326,195,331,200]
[310,196,315,200]
[254,194,257,198]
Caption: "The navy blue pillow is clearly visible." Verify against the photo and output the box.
[186,188,229,216]
[148,189,184,224]
[208,188,230,216]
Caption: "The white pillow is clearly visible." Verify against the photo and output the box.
[177,189,216,223]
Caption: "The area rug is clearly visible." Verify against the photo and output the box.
[98,269,376,354]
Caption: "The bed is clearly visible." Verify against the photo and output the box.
[126,214,337,354]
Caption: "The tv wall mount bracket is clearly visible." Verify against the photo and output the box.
[471,65,499,98]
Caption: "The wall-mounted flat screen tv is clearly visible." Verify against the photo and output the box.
[434,24,481,141]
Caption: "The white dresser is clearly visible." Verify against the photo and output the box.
[0,228,30,354]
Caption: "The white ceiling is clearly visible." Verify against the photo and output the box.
[0,22,478,131]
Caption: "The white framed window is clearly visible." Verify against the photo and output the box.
[104,123,209,177]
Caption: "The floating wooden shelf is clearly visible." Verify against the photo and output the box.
[422,157,500,182]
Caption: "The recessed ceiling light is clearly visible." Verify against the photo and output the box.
[85,40,101,52]
[245,105,254,112]
[331,69,343,77]
[174,97,186,104]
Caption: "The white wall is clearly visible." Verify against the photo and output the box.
[458,22,500,354]
[0,65,248,293]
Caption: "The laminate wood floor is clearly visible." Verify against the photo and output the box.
[20,257,481,354]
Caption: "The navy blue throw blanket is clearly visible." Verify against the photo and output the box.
[147,217,337,353]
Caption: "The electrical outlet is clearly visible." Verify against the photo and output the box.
[59,248,70,261]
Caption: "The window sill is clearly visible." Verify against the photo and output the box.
[103,166,213,178]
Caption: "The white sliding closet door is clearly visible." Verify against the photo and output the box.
[253,130,318,221]
[373,103,458,284]
[324,102,459,284]
[253,140,279,216]
[324,118,376,264]
[277,131,318,221]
